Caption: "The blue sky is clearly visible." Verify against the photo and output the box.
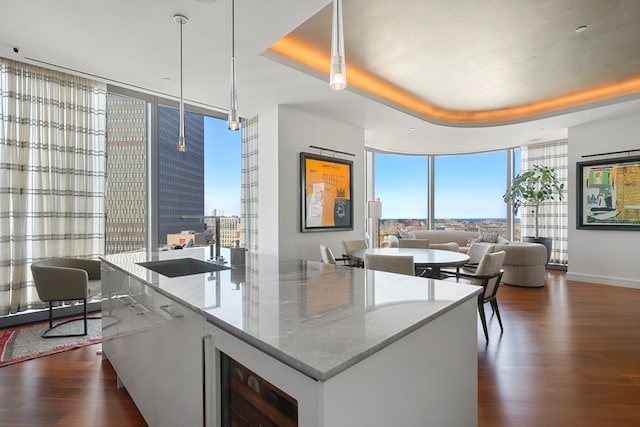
[375,151,516,219]
[203,117,241,216]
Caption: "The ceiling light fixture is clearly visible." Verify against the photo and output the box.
[174,14,189,152]
[329,0,346,90]
[228,0,240,131]
[575,25,587,33]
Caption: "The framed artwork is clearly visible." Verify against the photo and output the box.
[300,152,353,232]
[577,155,640,230]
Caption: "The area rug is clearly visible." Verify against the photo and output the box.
[0,315,103,367]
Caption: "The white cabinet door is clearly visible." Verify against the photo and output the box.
[129,278,157,426]
[154,291,205,427]
[101,267,135,391]
[100,263,120,359]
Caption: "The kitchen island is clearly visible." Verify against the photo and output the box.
[100,247,481,427]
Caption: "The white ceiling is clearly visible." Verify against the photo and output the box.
[3,0,640,154]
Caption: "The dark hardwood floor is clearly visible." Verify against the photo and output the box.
[478,270,640,427]
[0,270,639,426]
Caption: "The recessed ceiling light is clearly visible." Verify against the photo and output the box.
[575,25,587,33]
[410,127,416,131]
[162,77,171,81]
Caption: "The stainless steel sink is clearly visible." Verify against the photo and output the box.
[137,258,230,278]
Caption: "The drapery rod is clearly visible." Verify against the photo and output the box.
[582,148,640,158]
[309,145,355,157]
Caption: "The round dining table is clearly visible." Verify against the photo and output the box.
[350,247,470,278]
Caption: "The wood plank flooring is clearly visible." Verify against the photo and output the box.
[0,270,639,426]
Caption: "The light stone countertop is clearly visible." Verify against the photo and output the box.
[101,247,481,381]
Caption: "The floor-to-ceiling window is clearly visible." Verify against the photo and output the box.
[372,145,568,262]
[433,151,507,237]
[203,117,241,247]
[374,153,428,247]
[156,106,241,250]
[157,105,205,246]
[105,88,241,254]
[373,148,527,246]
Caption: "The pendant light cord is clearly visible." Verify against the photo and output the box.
[174,14,189,151]
[228,0,239,131]
[179,19,184,137]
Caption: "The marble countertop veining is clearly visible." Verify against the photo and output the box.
[100,247,481,381]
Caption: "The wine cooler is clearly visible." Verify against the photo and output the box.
[220,352,298,427]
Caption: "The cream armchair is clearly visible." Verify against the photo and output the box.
[31,258,102,338]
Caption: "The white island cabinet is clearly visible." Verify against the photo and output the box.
[101,259,205,427]
[101,249,481,427]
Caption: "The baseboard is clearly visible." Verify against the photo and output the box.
[565,272,640,289]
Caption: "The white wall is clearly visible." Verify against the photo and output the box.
[567,113,640,288]
[257,105,365,261]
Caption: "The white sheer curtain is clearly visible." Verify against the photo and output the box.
[240,115,260,334]
[521,139,568,265]
[0,58,106,315]
[241,115,259,253]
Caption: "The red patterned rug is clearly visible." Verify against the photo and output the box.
[0,315,102,367]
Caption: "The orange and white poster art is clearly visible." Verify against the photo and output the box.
[302,153,352,231]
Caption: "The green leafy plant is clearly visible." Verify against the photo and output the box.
[503,164,565,238]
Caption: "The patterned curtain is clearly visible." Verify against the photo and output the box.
[240,115,259,253]
[521,140,568,265]
[240,115,260,334]
[0,58,107,315]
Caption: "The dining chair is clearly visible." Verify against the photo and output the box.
[441,251,506,343]
[30,258,102,338]
[341,239,368,267]
[320,245,348,265]
[320,245,335,264]
[364,253,415,275]
[398,238,430,249]
[461,243,496,273]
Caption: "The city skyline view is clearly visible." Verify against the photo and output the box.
[375,150,521,219]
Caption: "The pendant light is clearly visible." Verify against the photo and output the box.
[174,14,189,152]
[228,0,239,131]
[330,0,346,90]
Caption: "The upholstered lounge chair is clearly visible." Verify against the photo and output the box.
[31,258,102,338]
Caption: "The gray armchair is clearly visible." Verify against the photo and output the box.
[30,258,101,338]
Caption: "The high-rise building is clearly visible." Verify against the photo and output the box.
[206,215,241,248]
[105,100,206,252]
[157,106,205,244]
[105,93,146,254]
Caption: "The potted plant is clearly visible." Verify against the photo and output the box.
[503,164,565,263]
